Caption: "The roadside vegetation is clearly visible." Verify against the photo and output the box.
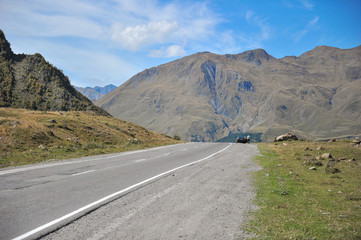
[0,108,180,168]
[246,140,361,239]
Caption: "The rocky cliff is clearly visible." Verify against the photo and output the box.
[0,30,109,116]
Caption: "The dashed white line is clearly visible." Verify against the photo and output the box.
[11,143,231,240]
[0,143,186,176]
[72,170,95,176]
[135,159,147,163]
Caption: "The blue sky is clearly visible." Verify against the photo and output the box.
[1,0,360,87]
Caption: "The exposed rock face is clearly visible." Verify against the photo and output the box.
[0,30,109,116]
[97,45,361,141]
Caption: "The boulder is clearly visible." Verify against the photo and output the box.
[303,157,323,166]
[38,144,46,150]
[325,159,340,173]
[316,146,324,151]
[274,133,298,142]
[351,138,361,147]
[321,153,333,159]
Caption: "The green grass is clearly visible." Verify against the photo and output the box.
[245,141,361,239]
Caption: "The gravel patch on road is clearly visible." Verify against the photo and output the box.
[42,144,261,240]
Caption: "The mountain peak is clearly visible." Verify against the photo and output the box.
[97,45,361,142]
[0,29,13,59]
[237,48,274,66]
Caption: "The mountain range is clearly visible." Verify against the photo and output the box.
[96,45,361,141]
[0,30,108,116]
[74,84,117,101]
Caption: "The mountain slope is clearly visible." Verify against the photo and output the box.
[75,84,117,101]
[0,108,179,168]
[0,30,108,116]
[96,46,361,141]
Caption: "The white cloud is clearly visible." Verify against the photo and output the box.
[0,0,105,38]
[245,10,254,22]
[148,44,186,58]
[294,16,319,42]
[111,20,179,51]
[308,16,319,26]
[9,37,141,87]
[108,1,221,52]
[299,0,314,10]
[0,0,227,86]
[245,10,271,40]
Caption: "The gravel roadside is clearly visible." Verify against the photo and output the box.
[42,144,261,240]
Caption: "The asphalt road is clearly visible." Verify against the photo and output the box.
[0,142,260,240]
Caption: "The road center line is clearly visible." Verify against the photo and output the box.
[72,170,95,176]
[11,143,231,240]
[0,144,184,176]
[134,159,147,163]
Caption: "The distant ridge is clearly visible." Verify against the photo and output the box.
[0,29,109,116]
[75,84,117,101]
[97,45,361,141]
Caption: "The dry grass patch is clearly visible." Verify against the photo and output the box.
[0,108,181,168]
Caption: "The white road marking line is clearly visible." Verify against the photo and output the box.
[72,170,95,176]
[135,159,147,163]
[11,143,231,240]
[0,144,185,176]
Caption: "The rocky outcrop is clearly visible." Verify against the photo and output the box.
[274,133,298,142]
[0,30,109,116]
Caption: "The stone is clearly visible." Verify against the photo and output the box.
[303,158,323,166]
[38,144,46,150]
[325,159,335,168]
[66,137,79,143]
[325,159,340,173]
[309,167,317,170]
[316,146,324,151]
[274,132,298,142]
[321,153,333,159]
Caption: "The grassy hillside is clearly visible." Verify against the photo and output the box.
[246,140,361,239]
[0,108,180,168]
